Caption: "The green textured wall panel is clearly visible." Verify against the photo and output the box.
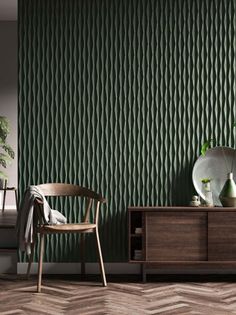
[19,0,236,262]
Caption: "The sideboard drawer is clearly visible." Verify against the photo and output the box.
[146,212,207,261]
[208,212,236,261]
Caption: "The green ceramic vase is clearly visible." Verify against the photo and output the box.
[219,172,236,207]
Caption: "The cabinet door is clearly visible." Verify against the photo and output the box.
[146,212,207,261]
[208,212,236,261]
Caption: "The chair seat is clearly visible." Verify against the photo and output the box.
[39,222,96,234]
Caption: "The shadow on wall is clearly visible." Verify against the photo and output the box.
[171,163,196,206]
[0,22,17,90]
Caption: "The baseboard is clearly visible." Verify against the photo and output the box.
[17,262,141,274]
[17,262,236,275]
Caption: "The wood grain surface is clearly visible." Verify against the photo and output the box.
[146,212,207,261]
[208,212,236,261]
[1,275,236,314]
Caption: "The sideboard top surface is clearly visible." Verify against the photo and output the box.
[128,206,236,212]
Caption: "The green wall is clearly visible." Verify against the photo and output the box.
[19,0,236,262]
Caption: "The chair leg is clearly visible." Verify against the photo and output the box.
[95,228,107,286]
[37,233,44,293]
[2,188,6,212]
[27,241,35,279]
[80,233,85,279]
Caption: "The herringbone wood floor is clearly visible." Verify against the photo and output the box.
[1,275,236,314]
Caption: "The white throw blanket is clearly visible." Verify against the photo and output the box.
[16,186,67,254]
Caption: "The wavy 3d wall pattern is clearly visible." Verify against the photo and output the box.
[19,0,236,262]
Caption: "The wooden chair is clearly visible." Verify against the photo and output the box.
[26,183,107,292]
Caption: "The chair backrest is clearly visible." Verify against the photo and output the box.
[35,183,106,225]
[37,183,105,202]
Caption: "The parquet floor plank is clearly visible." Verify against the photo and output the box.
[1,275,236,314]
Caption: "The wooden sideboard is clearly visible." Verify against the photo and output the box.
[128,206,236,281]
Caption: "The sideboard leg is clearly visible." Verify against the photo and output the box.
[142,264,146,283]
